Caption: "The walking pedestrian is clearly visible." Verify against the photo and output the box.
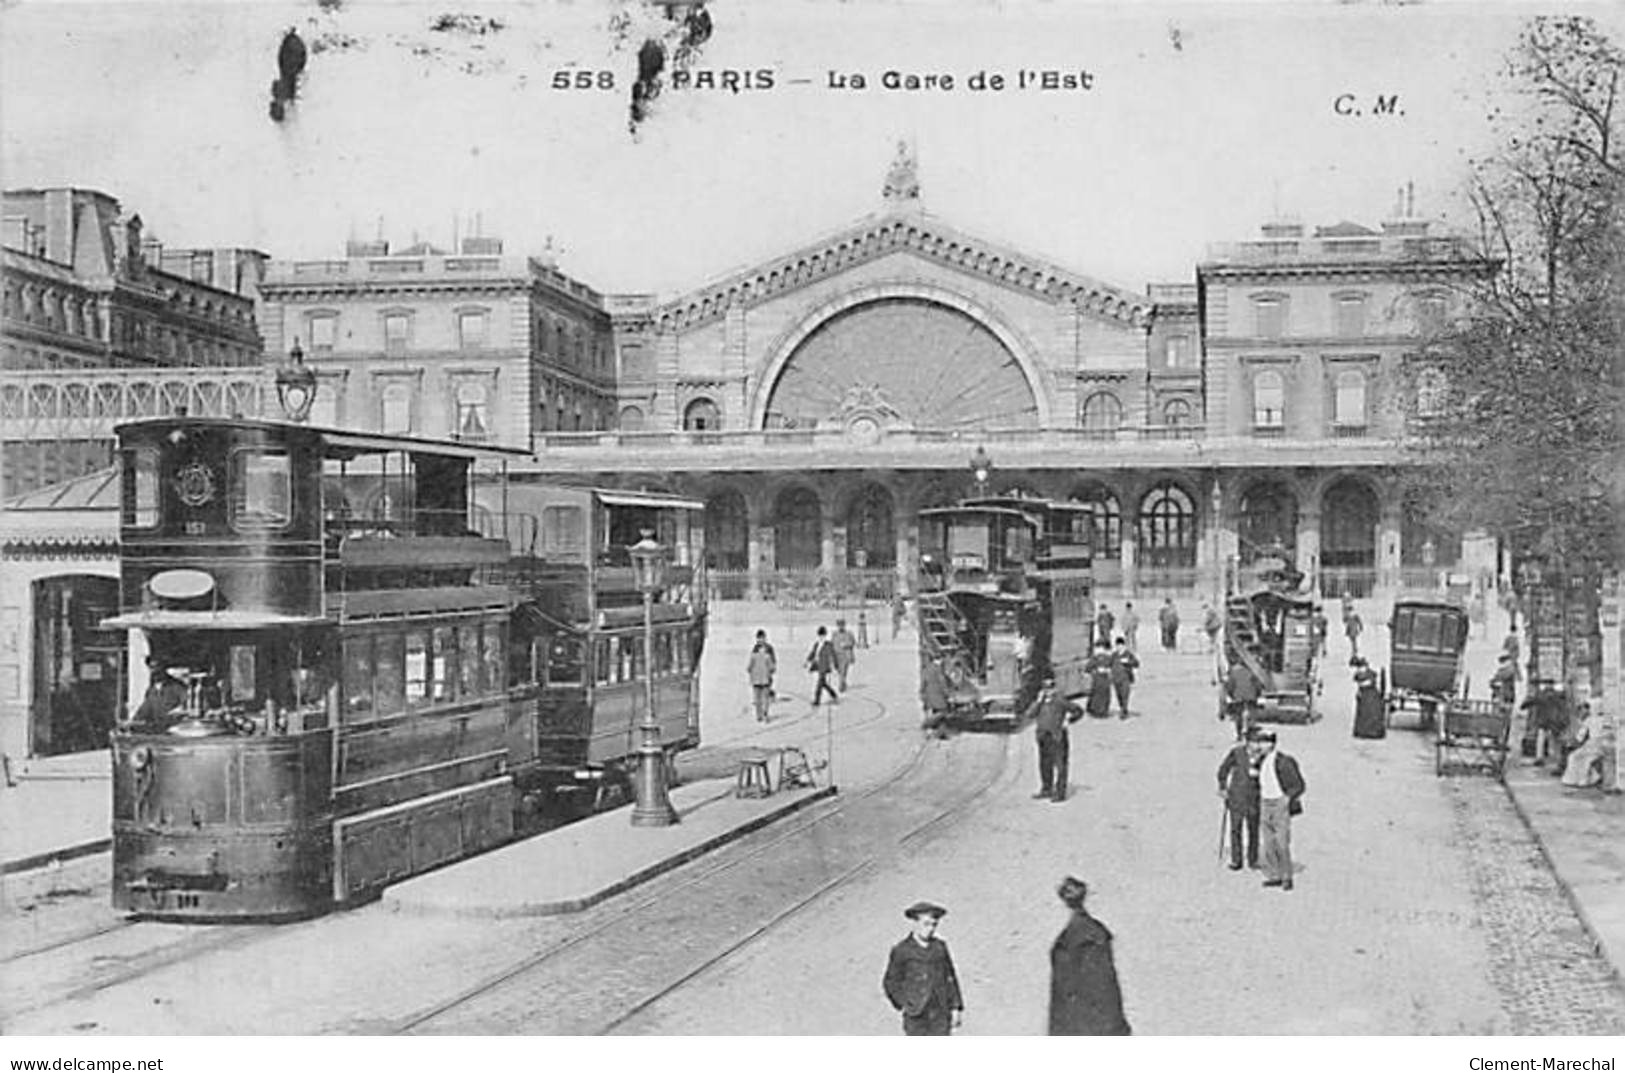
[1351,657,1384,739]
[806,626,839,707]
[746,629,776,723]
[883,901,964,1036]
[1084,641,1115,719]
[1254,731,1306,891]
[832,618,858,691]
[1311,606,1329,658]
[1024,675,1080,802]
[1094,604,1116,649]
[920,654,952,735]
[1049,877,1131,1036]
[1120,602,1140,654]
[1202,602,1223,655]
[1502,626,1522,683]
[1344,606,1364,661]
[1110,636,1139,719]
[1216,731,1262,870]
[891,593,907,639]
[1158,597,1180,652]
[856,609,869,648]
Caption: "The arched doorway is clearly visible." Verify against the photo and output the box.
[1400,491,1461,582]
[1067,482,1122,587]
[1238,480,1298,563]
[1321,477,1379,596]
[773,486,822,571]
[845,484,895,570]
[1138,482,1197,578]
[31,575,123,756]
[683,398,720,431]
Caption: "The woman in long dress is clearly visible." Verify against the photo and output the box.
[1049,877,1131,1035]
[1352,658,1386,739]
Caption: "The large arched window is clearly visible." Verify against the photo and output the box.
[1162,398,1193,426]
[1067,484,1121,558]
[1138,483,1197,569]
[684,397,721,431]
[1333,370,1367,427]
[619,406,644,432]
[772,486,822,571]
[1321,478,1379,570]
[1252,369,1285,429]
[1238,481,1297,561]
[1080,392,1123,434]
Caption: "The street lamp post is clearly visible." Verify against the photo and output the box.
[275,340,318,423]
[629,530,679,827]
[969,446,993,498]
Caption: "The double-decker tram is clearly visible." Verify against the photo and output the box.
[915,495,1094,726]
[106,417,706,921]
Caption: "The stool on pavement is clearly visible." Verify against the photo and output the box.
[736,753,774,799]
[778,746,816,790]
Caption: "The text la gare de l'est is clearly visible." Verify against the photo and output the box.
[658,68,1094,92]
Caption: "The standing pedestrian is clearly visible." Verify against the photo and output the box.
[1254,731,1306,891]
[1109,637,1139,719]
[1024,675,1080,802]
[746,629,776,723]
[891,593,907,639]
[1311,606,1329,658]
[1084,641,1115,719]
[806,626,839,707]
[1217,731,1262,870]
[1351,657,1384,739]
[1048,877,1132,1036]
[1224,659,1262,739]
[1202,602,1223,654]
[856,609,870,648]
[883,901,964,1036]
[832,618,858,691]
[1094,604,1116,650]
[920,654,952,735]
[1158,598,1180,652]
[1120,602,1140,654]
[1344,606,1364,661]
[1502,626,1522,683]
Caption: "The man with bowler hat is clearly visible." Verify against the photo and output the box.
[1216,730,1263,870]
[883,901,964,1035]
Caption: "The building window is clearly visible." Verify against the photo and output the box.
[457,310,486,349]
[1252,369,1285,428]
[1416,368,1447,417]
[1079,391,1123,433]
[1415,293,1448,336]
[1253,295,1287,338]
[683,398,720,431]
[1138,482,1197,569]
[620,406,644,431]
[455,381,490,440]
[308,314,337,352]
[1333,369,1367,426]
[1165,335,1191,368]
[1335,295,1367,338]
[1162,398,1193,426]
[383,312,411,354]
[380,381,413,434]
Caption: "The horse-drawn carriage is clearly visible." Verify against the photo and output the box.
[1383,598,1471,730]
[1220,555,1321,725]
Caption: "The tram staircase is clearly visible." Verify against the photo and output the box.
[1224,597,1274,691]
[916,591,971,677]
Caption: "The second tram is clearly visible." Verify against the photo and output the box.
[915,495,1095,725]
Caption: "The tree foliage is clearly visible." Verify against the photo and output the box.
[1404,15,1625,572]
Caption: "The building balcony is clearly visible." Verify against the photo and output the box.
[521,422,1412,475]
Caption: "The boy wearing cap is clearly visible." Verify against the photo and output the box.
[883,901,965,1035]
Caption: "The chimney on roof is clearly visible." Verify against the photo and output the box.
[1259,219,1303,239]
[1381,180,1430,236]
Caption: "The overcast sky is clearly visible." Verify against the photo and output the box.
[4,1,1615,297]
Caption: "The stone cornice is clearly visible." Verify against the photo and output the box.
[653,210,1152,334]
[260,278,537,304]
[1198,257,1499,285]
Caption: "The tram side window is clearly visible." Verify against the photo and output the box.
[460,624,484,696]
[405,632,433,707]
[541,506,585,558]
[231,450,292,529]
[432,627,457,702]
[547,636,583,686]
[229,645,257,705]
[374,634,405,717]
[343,637,373,722]
[121,448,159,528]
[484,622,505,692]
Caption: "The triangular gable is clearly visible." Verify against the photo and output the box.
[652,210,1151,333]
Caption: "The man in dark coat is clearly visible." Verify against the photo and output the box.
[1049,876,1131,1035]
[1084,641,1115,718]
[1024,676,1081,801]
[883,901,964,1035]
[919,655,952,734]
[1158,598,1180,651]
[1109,637,1139,719]
[1224,660,1263,739]
[1216,732,1262,870]
[806,626,839,707]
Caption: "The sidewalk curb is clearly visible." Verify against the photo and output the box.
[1500,775,1625,988]
[2,837,111,876]
[387,784,840,919]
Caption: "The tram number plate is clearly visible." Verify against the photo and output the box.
[185,521,207,535]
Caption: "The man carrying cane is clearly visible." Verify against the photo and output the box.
[1216,730,1263,870]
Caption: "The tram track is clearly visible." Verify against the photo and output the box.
[392,723,1015,1035]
